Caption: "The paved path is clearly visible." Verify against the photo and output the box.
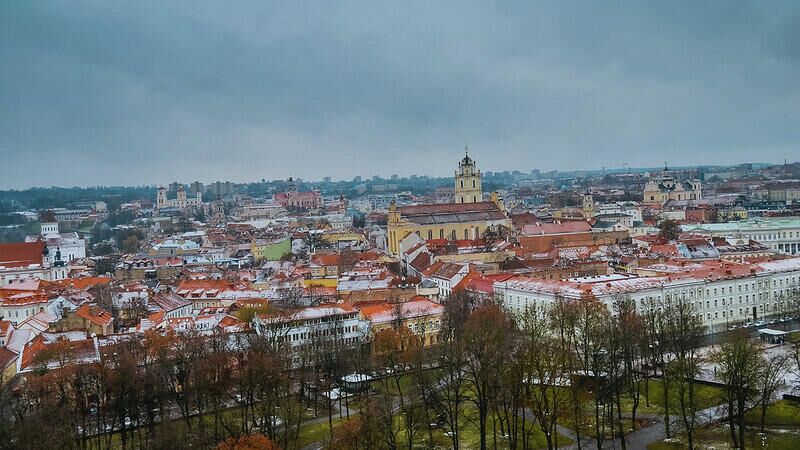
[559,404,729,450]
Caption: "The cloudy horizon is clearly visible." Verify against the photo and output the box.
[2,1,799,189]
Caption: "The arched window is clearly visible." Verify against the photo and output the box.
[472,179,476,188]
[451,230,456,240]
[439,229,444,239]
[464,229,469,240]
[428,230,433,240]
[460,180,464,188]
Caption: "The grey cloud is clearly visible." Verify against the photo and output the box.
[1,1,799,188]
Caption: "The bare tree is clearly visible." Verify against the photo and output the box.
[663,296,705,450]
[756,351,791,433]
[434,292,471,450]
[523,306,570,450]
[711,330,763,450]
[570,294,611,450]
[463,304,513,450]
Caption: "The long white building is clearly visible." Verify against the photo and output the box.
[682,218,800,256]
[494,258,800,333]
[252,304,369,351]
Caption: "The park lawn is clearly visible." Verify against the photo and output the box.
[372,373,419,396]
[622,379,725,415]
[570,416,652,440]
[390,402,574,449]
[648,423,800,450]
[297,417,344,448]
[457,403,573,449]
[372,368,443,397]
[745,400,800,427]
[83,403,342,450]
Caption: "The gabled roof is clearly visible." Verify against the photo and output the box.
[0,320,12,336]
[423,261,466,280]
[522,221,592,236]
[0,241,45,268]
[20,334,47,370]
[359,296,444,324]
[399,202,507,225]
[409,252,432,273]
[75,304,113,328]
[310,253,341,267]
[150,291,191,312]
[17,311,55,333]
[55,276,111,290]
[0,347,18,370]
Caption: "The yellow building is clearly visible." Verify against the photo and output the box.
[0,347,18,385]
[643,166,702,205]
[387,155,511,256]
[717,206,748,222]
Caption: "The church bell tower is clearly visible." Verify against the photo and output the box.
[454,146,482,204]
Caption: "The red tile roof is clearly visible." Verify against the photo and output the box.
[310,253,341,267]
[75,304,113,328]
[20,334,47,370]
[0,241,45,268]
[176,279,233,292]
[0,320,12,336]
[464,273,516,295]
[522,221,592,235]
[0,347,17,370]
[55,276,111,290]
[409,252,431,273]
[359,296,444,324]
[423,261,465,280]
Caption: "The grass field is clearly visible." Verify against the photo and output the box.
[745,400,800,427]
[648,423,800,450]
[621,379,726,415]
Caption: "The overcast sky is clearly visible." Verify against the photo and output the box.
[1,1,799,189]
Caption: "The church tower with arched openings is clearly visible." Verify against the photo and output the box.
[454,146,482,204]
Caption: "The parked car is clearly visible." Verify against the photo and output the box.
[743,322,754,328]
[754,320,767,327]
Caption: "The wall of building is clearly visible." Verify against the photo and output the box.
[251,238,291,262]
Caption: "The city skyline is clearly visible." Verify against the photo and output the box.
[0,157,791,191]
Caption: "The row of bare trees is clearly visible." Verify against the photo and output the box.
[334,290,800,450]
[0,327,351,450]
[3,290,800,450]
